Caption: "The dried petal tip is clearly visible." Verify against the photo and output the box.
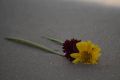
[62,39,81,61]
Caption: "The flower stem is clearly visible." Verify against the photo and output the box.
[5,37,64,57]
[42,36,63,45]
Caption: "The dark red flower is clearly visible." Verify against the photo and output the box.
[62,39,81,61]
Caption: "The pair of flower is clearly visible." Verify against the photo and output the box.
[6,37,101,64]
[63,39,101,64]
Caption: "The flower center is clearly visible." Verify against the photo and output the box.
[82,51,92,63]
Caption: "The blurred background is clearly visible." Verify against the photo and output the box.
[63,0,120,7]
[79,0,120,7]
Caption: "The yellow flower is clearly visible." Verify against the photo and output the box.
[70,41,101,64]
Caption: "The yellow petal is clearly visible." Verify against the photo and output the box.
[76,41,92,52]
[70,53,80,58]
[91,44,101,52]
[72,58,81,64]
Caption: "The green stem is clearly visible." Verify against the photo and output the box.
[5,37,64,57]
[42,36,63,45]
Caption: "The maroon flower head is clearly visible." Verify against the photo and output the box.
[62,39,81,61]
